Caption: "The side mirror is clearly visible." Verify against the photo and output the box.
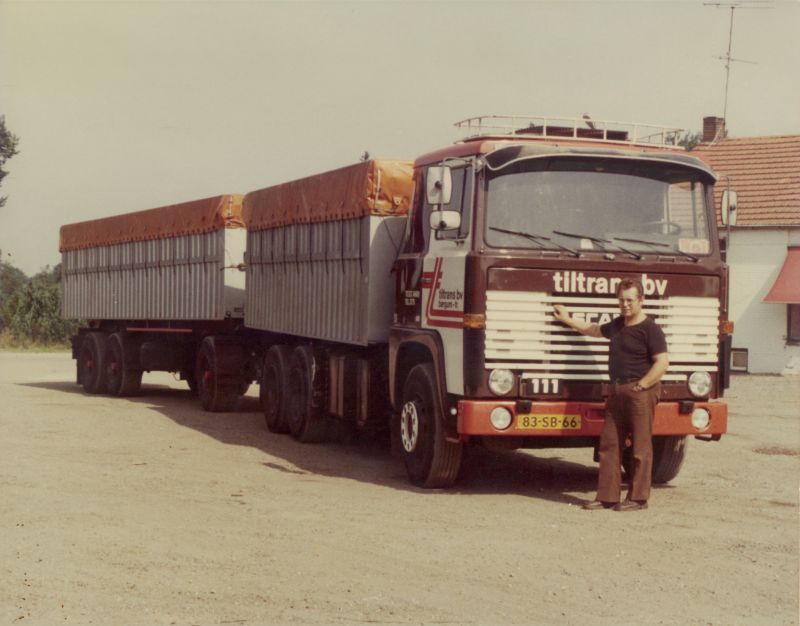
[426,166,452,205]
[429,210,461,231]
[721,190,737,226]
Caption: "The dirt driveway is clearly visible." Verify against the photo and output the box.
[1,351,797,626]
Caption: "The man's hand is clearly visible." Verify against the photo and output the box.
[552,304,570,324]
[553,304,603,338]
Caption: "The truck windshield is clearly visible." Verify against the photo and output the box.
[484,158,712,256]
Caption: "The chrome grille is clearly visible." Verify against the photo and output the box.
[485,291,719,382]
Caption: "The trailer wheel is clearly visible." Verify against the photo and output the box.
[285,345,330,443]
[104,333,143,397]
[260,345,291,433]
[399,363,462,488]
[652,435,687,484]
[195,337,240,412]
[78,332,108,394]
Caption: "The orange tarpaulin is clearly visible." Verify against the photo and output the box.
[59,194,244,252]
[763,246,800,304]
[243,160,413,231]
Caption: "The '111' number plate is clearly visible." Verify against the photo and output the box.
[517,414,581,430]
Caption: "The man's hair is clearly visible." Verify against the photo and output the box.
[616,279,644,299]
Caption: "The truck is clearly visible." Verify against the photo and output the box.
[61,115,732,488]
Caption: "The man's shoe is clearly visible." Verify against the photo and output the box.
[582,500,615,510]
[613,499,648,512]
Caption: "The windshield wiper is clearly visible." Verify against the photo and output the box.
[553,230,642,260]
[612,236,699,263]
[490,226,581,257]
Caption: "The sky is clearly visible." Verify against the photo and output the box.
[1,0,798,276]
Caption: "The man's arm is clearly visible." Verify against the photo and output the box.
[637,352,669,390]
[552,305,604,338]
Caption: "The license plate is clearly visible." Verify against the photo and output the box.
[517,414,581,430]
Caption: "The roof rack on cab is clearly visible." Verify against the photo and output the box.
[454,115,685,149]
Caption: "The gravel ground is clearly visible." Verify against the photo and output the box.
[1,351,798,626]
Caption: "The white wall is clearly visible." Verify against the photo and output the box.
[727,227,800,374]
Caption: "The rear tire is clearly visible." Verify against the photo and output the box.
[398,363,462,488]
[285,345,330,443]
[260,345,292,433]
[78,332,108,394]
[195,337,241,412]
[104,333,142,397]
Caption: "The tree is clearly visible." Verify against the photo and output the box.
[678,131,704,151]
[0,250,28,332]
[666,130,703,151]
[0,115,20,209]
[4,264,76,344]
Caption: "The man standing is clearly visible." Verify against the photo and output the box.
[553,279,668,511]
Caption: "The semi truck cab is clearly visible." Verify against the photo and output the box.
[390,115,731,487]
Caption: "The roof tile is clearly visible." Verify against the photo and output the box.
[692,135,800,227]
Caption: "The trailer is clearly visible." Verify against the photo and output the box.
[62,115,733,488]
[61,194,248,400]
[242,159,412,439]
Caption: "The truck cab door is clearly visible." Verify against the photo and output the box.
[394,164,473,328]
[395,163,473,396]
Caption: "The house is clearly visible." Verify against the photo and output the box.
[692,117,800,375]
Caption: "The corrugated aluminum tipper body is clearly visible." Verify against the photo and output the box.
[59,195,246,321]
[243,160,413,346]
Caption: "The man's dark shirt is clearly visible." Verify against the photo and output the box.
[600,316,667,380]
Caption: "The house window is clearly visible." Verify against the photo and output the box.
[789,305,800,344]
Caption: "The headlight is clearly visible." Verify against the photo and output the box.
[688,372,712,397]
[691,408,711,430]
[488,369,514,395]
[490,407,513,430]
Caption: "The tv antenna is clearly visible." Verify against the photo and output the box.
[704,1,771,123]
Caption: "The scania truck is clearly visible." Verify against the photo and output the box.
[62,115,732,487]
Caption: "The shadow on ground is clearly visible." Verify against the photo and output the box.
[22,380,606,505]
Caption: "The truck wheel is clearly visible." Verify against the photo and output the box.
[104,333,143,397]
[399,363,462,488]
[622,435,687,484]
[195,337,239,412]
[260,345,291,433]
[652,435,687,484]
[78,332,108,394]
[285,345,330,443]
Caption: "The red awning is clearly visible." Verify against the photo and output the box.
[763,246,800,304]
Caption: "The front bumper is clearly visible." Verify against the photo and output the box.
[457,399,728,438]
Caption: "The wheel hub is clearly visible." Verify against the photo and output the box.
[400,401,420,453]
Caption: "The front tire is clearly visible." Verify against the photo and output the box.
[652,435,687,484]
[622,435,688,484]
[399,363,462,488]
